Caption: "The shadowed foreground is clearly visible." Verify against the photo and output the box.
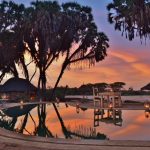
[0,127,150,150]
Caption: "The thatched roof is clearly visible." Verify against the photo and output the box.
[141,83,150,91]
[0,77,37,93]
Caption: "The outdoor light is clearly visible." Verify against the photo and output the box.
[109,102,113,109]
[20,100,24,104]
[1,93,8,100]
[144,102,150,109]
[30,95,35,100]
[20,100,24,110]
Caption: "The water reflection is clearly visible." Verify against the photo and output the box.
[144,101,150,118]
[0,103,149,140]
[0,103,108,140]
[94,108,122,127]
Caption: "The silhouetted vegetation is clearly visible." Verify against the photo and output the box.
[0,1,109,99]
[46,82,150,98]
[107,0,150,41]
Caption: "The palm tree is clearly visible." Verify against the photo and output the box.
[107,0,150,41]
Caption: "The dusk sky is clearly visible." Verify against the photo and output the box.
[4,0,150,90]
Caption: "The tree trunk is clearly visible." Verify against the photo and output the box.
[38,69,47,100]
[51,64,67,100]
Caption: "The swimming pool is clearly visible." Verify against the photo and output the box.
[0,103,149,141]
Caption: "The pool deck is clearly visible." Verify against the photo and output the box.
[0,101,150,150]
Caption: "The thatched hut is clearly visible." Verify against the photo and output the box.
[0,78,37,101]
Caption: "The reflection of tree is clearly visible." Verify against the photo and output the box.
[0,111,32,134]
[53,103,72,138]
[0,105,36,134]
[0,111,17,131]
[34,104,53,137]
[0,104,108,140]
[19,114,29,133]
[94,109,123,127]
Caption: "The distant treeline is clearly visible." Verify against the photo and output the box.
[46,82,150,99]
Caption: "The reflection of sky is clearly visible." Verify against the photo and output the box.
[11,104,150,140]
[3,0,150,89]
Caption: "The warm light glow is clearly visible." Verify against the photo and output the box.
[76,103,80,114]
[109,102,113,109]
[144,102,150,109]
[20,100,24,104]
[145,110,150,118]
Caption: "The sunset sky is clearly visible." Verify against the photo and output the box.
[6,0,150,90]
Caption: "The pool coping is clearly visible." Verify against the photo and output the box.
[0,102,150,150]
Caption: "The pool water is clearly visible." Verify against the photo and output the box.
[0,103,149,140]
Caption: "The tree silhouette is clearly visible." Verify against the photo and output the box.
[0,1,29,81]
[110,82,126,91]
[107,0,150,41]
[51,3,109,98]
[0,1,109,97]
[23,1,109,97]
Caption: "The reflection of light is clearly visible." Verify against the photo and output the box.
[76,103,80,114]
[56,97,59,107]
[144,102,150,118]
[1,93,9,99]
[145,110,150,118]
[20,105,23,109]
[109,109,113,117]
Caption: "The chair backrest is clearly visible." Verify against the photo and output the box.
[92,87,99,97]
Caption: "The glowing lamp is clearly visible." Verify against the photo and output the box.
[20,100,24,109]
[144,102,150,109]
[20,100,24,104]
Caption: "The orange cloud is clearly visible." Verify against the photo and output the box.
[110,51,137,63]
